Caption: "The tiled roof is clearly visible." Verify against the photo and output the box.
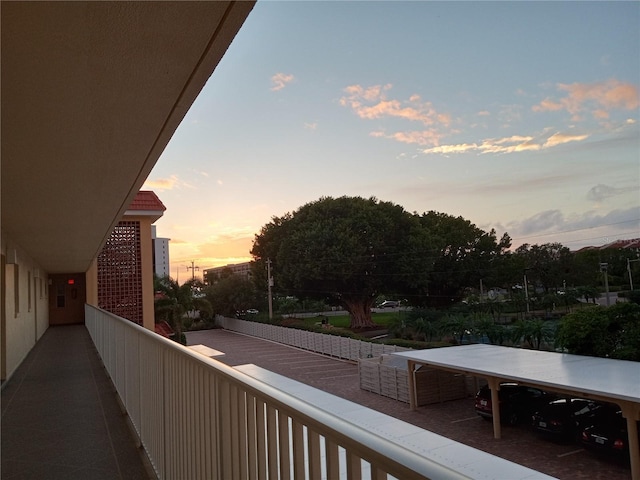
[575,237,640,252]
[128,191,166,211]
[154,321,174,338]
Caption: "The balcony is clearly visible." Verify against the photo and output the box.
[1,306,560,480]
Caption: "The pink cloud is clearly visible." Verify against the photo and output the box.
[543,132,589,148]
[533,79,639,118]
[422,130,590,155]
[340,84,451,127]
[143,175,180,191]
[340,84,452,146]
[271,73,295,91]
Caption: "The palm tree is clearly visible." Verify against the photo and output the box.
[512,319,554,350]
[154,276,211,344]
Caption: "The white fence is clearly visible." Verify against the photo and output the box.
[217,316,477,407]
[86,305,555,480]
[215,315,410,361]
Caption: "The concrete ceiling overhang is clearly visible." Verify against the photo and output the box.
[1,1,254,274]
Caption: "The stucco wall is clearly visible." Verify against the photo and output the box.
[1,234,49,381]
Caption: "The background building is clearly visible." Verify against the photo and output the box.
[204,261,252,284]
[152,225,171,278]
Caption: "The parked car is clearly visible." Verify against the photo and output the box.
[475,383,554,425]
[377,300,399,308]
[581,406,638,459]
[532,397,601,441]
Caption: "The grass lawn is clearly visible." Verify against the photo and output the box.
[298,311,403,329]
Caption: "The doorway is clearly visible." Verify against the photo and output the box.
[48,273,86,325]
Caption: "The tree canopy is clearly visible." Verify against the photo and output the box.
[419,212,511,307]
[555,303,640,360]
[204,274,258,317]
[251,196,434,328]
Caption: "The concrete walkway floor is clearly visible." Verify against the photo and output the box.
[1,325,151,480]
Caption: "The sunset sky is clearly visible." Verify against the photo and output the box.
[144,1,640,281]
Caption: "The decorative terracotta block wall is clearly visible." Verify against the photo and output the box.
[97,221,143,324]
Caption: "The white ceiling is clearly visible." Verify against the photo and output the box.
[1,1,254,273]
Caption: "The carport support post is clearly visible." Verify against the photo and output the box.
[408,360,417,410]
[487,377,502,439]
[619,401,640,480]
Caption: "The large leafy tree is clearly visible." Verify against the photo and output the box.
[512,243,574,293]
[204,275,258,317]
[251,196,434,328]
[418,212,511,307]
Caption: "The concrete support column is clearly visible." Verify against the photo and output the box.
[487,377,502,439]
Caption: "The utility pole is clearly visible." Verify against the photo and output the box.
[523,269,530,314]
[600,263,610,306]
[266,258,273,319]
[187,260,199,282]
[628,258,640,291]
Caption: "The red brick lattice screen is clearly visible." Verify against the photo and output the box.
[97,221,142,324]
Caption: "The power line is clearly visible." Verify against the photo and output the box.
[510,218,639,243]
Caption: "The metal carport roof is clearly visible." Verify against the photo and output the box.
[392,344,640,479]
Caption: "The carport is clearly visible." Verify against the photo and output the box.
[392,344,640,479]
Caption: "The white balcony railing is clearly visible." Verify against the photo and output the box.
[85,305,555,480]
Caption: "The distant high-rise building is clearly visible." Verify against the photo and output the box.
[203,261,252,284]
[152,225,171,278]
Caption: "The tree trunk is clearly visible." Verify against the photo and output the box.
[343,298,376,329]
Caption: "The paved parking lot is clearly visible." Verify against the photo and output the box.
[186,328,632,480]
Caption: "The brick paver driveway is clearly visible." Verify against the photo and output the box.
[186,329,632,480]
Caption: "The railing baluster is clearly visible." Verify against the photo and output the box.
[238,387,249,480]
[246,393,258,480]
[307,429,322,480]
[219,378,232,479]
[292,419,305,479]
[255,399,267,480]
[278,411,291,480]
[325,439,340,480]
[266,405,279,480]
[346,450,361,480]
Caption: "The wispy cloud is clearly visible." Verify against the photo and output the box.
[371,129,444,146]
[339,84,451,146]
[532,79,639,121]
[143,174,195,191]
[304,122,318,130]
[271,72,295,91]
[143,175,180,191]
[422,129,590,155]
[587,183,640,202]
[498,206,640,248]
[543,132,589,148]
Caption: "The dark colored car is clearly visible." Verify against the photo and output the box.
[377,300,399,308]
[581,407,638,459]
[532,397,601,441]
[475,383,554,425]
